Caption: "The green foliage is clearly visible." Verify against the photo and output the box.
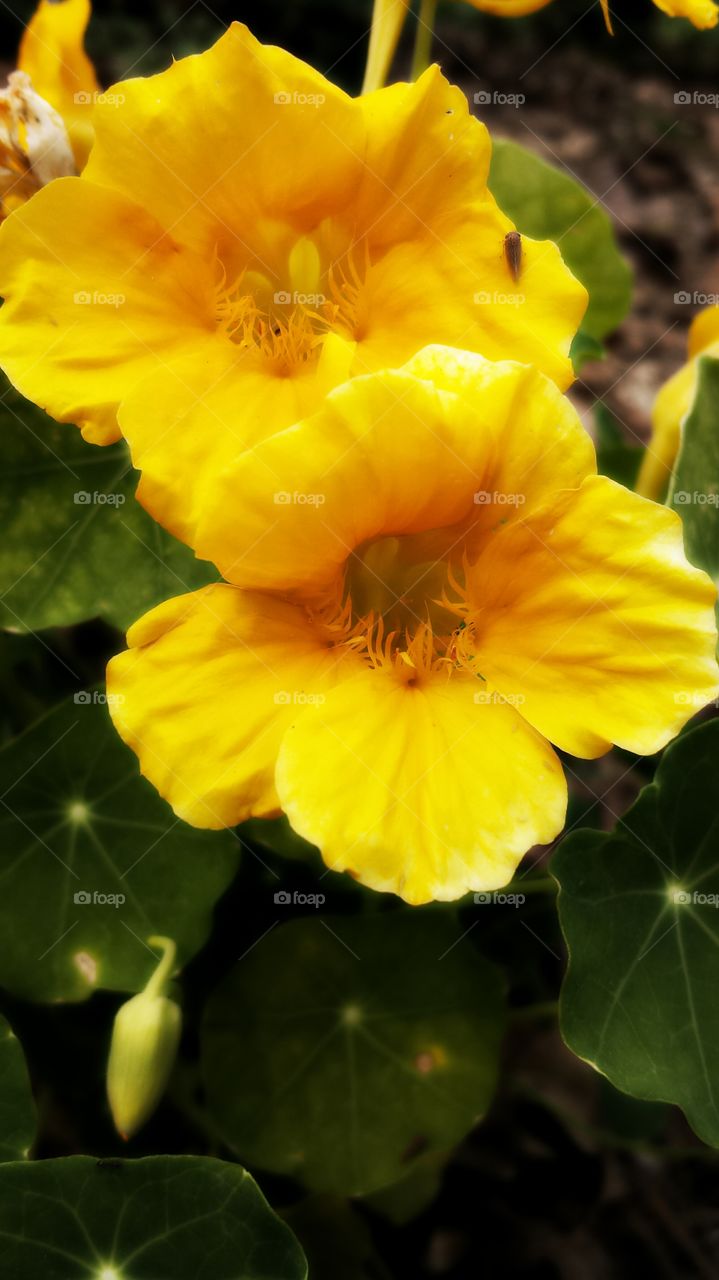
[284,1196,392,1280]
[0,379,216,633]
[0,696,239,1002]
[594,403,643,488]
[554,719,719,1147]
[670,356,719,590]
[0,1156,307,1279]
[489,139,632,357]
[202,910,505,1195]
[0,1017,35,1162]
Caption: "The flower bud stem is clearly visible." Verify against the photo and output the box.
[144,935,177,998]
[411,0,438,81]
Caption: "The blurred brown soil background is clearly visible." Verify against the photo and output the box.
[451,40,719,444]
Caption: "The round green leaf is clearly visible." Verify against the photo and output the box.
[0,696,239,1002]
[0,377,216,632]
[489,138,632,345]
[554,719,719,1147]
[0,1155,307,1279]
[0,1017,35,1161]
[201,911,505,1195]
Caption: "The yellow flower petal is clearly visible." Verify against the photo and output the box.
[275,665,567,904]
[403,345,595,526]
[0,178,214,443]
[460,0,555,13]
[466,475,719,757]
[84,24,364,265]
[688,306,719,357]
[637,306,719,500]
[107,585,351,828]
[17,0,99,168]
[196,350,593,593]
[120,334,357,546]
[653,0,718,27]
[350,214,583,394]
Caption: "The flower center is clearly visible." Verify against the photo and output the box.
[213,234,367,374]
[346,536,457,637]
[312,534,477,685]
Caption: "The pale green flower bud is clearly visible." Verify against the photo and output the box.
[107,936,182,1140]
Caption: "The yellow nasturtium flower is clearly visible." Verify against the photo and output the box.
[0,22,586,548]
[0,0,98,217]
[462,0,719,26]
[461,1,554,14]
[637,307,719,501]
[600,0,718,29]
[107,348,719,905]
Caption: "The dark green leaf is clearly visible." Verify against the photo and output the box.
[554,719,719,1147]
[570,330,605,371]
[490,139,632,343]
[0,1017,35,1162]
[594,403,643,488]
[0,696,239,1002]
[0,1155,307,1279]
[362,1147,448,1224]
[239,816,319,864]
[670,356,719,589]
[284,1197,392,1280]
[0,378,216,633]
[201,910,505,1195]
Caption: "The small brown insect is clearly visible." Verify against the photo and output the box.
[503,230,522,283]
[96,1158,123,1170]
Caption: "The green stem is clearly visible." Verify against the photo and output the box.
[508,1000,559,1025]
[410,0,438,80]
[144,936,176,998]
